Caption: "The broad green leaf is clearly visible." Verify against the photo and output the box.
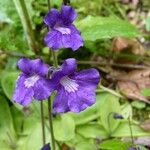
[141,88,150,96]
[76,142,97,150]
[76,16,139,41]
[66,134,91,148]
[99,95,121,134]
[1,71,20,101]
[76,123,108,139]
[0,95,16,149]
[112,121,150,137]
[99,139,132,150]
[10,106,24,134]
[121,103,132,119]
[21,122,50,150]
[53,114,75,141]
[68,92,111,125]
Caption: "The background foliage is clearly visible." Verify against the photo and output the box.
[0,0,150,149]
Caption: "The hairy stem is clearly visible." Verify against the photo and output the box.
[48,97,56,150]
[41,101,46,145]
[128,117,134,144]
[47,1,57,150]
[52,51,58,67]
[13,0,38,54]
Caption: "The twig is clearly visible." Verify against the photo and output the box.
[77,60,150,69]
[99,85,124,98]
[0,50,28,58]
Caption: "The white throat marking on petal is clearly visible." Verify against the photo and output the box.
[60,76,79,93]
[55,26,71,35]
[24,75,39,88]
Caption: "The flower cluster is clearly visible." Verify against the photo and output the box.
[13,58,100,113]
[13,5,100,113]
[44,5,83,51]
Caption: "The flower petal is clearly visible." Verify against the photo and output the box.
[30,59,49,76]
[33,77,54,100]
[74,68,100,86]
[61,58,77,75]
[62,32,84,51]
[60,5,77,25]
[44,8,60,28]
[44,30,63,50]
[67,69,100,112]
[69,25,81,34]
[68,86,96,112]
[53,87,69,113]
[61,25,83,51]
[18,58,32,75]
[18,58,49,76]
[49,58,77,86]
[13,74,34,106]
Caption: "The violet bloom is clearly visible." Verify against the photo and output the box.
[41,143,50,150]
[50,58,100,113]
[13,58,53,106]
[44,5,83,51]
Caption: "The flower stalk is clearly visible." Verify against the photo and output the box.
[13,0,38,54]
[47,0,57,150]
[48,97,56,150]
[41,101,46,145]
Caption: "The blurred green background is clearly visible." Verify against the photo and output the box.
[0,0,150,149]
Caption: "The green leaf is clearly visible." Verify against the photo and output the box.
[76,142,97,150]
[141,88,150,96]
[1,71,20,101]
[76,16,139,41]
[68,92,111,125]
[0,95,16,149]
[99,139,132,150]
[21,122,50,150]
[53,114,75,141]
[112,121,150,137]
[121,103,132,119]
[66,134,91,148]
[10,106,24,134]
[99,94,121,134]
[76,123,108,139]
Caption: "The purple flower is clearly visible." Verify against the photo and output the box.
[44,5,84,51]
[13,58,53,106]
[50,58,100,113]
[41,143,50,150]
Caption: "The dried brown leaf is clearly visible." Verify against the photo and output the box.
[117,69,150,102]
[112,37,145,55]
[140,119,150,131]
